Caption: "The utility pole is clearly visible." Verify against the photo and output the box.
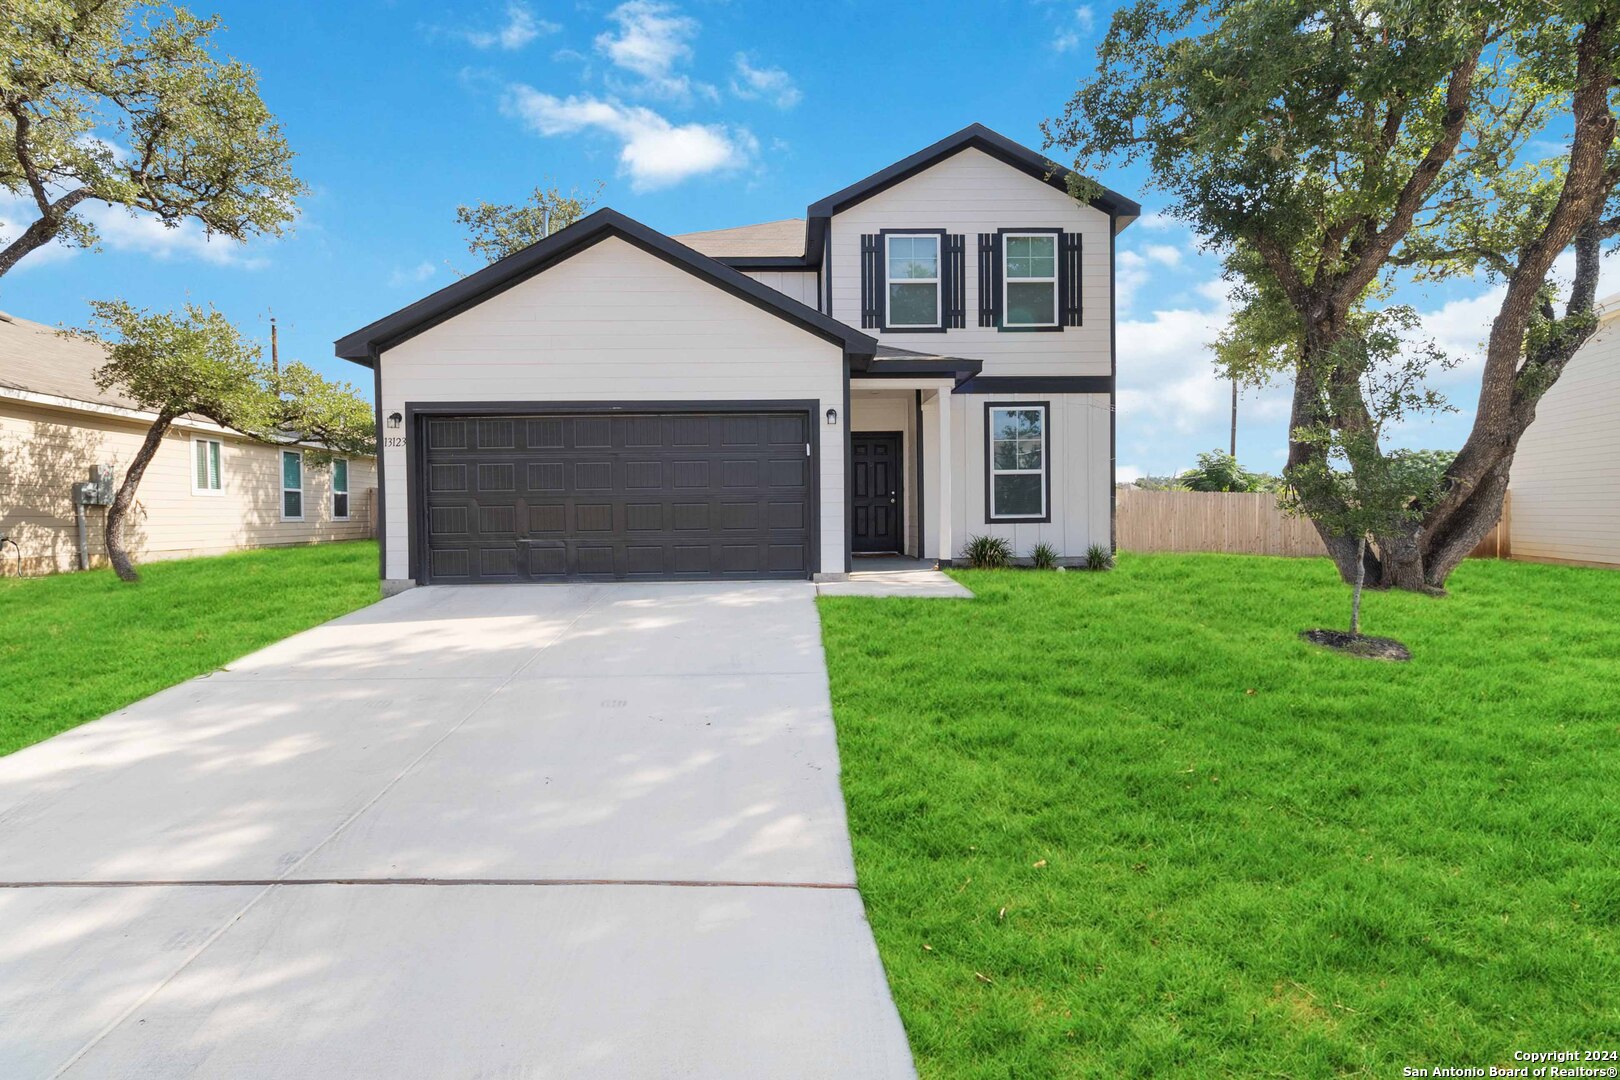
[270,315,280,377]
[1229,379,1238,457]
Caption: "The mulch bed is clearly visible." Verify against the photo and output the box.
[1300,628,1412,661]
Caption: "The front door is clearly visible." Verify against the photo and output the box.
[851,432,902,553]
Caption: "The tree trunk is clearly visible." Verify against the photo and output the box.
[105,413,176,582]
[1350,537,1366,636]
[0,189,95,279]
[1375,525,1429,592]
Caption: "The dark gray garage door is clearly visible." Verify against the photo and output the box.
[420,410,814,583]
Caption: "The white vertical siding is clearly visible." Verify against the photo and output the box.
[950,392,1110,560]
[378,237,847,580]
[829,146,1115,376]
[741,270,819,308]
[1508,314,1620,567]
[0,399,376,575]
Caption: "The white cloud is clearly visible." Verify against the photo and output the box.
[389,260,437,288]
[1141,243,1182,267]
[731,54,801,109]
[502,86,755,191]
[1117,463,1144,483]
[1051,5,1095,52]
[1137,211,1176,230]
[461,3,559,50]
[594,1,713,101]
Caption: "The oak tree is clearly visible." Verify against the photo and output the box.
[1048,0,1620,591]
[1,0,303,277]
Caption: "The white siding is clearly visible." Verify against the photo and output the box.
[829,147,1115,376]
[0,399,375,575]
[950,392,1111,559]
[742,270,819,308]
[1508,314,1620,567]
[378,237,846,580]
[850,390,919,556]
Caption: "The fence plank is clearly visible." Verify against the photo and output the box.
[1115,487,1506,560]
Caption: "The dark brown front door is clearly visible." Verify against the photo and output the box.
[852,432,902,553]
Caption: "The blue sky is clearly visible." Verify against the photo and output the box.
[2,0,1609,479]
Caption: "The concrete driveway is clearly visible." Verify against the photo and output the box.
[0,582,915,1079]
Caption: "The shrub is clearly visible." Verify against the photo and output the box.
[962,534,1013,569]
[1085,543,1115,571]
[1030,542,1059,569]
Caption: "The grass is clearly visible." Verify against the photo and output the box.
[817,553,1620,1078]
[0,541,380,757]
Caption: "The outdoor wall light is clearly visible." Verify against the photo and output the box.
[826,407,838,426]
[387,411,403,429]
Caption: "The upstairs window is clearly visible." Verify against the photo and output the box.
[1003,233,1058,327]
[986,404,1049,521]
[332,458,350,520]
[281,450,303,521]
[885,234,941,329]
[191,438,223,496]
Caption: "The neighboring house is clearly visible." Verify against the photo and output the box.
[0,311,377,575]
[1507,290,1620,569]
[337,123,1139,588]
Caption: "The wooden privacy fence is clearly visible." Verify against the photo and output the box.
[1115,487,1510,560]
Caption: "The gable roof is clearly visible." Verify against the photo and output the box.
[808,123,1141,225]
[0,311,141,410]
[688,124,1141,267]
[673,219,805,259]
[335,208,877,365]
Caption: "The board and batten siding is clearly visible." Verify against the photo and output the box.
[377,236,847,581]
[741,270,818,308]
[1508,311,1620,568]
[828,146,1115,377]
[948,392,1111,559]
[0,399,375,574]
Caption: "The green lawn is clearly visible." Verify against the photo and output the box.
[817,554,1620,1078]
[0,541,380,757]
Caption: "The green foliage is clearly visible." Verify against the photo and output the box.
[272,361,376,458]
[1131,473,1189,492]
[1178,450,1280,493]
[1084,542,1114,571]
[456,181,603,264]
[962,534,1013,570]
[817,554,1620,1076]
[1029,541,1059,570]
[76,299,278,431]
[0,0,305,274]
[0,542,379,755]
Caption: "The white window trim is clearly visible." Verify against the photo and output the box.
[1002,232,1059,328]
[331,457,350,521]
[884,233,942,329]
[280,449,305,522]
[190,437,224,497]
[987,404,1049,521]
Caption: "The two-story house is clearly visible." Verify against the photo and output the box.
[337,124,1139,588]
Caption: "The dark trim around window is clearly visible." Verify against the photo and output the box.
[983,400,1052,524]
[879,228,949,334]
[996,227,1064,334]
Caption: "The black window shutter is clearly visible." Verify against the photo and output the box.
[1060,231,1083,326]
[943,234,966,328]
[977,233,1002,327]
[860,234,880,329]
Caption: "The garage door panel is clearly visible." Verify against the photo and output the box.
[422,410,813,583]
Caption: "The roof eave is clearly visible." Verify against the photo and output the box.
[335,208,876,364]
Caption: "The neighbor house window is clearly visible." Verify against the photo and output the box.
[1003,233,1058,327]
[191,437,223,496]
[332,458,350,520]
[885,233,941,328]
[986,404,1049,521]
[281,450,303,520]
